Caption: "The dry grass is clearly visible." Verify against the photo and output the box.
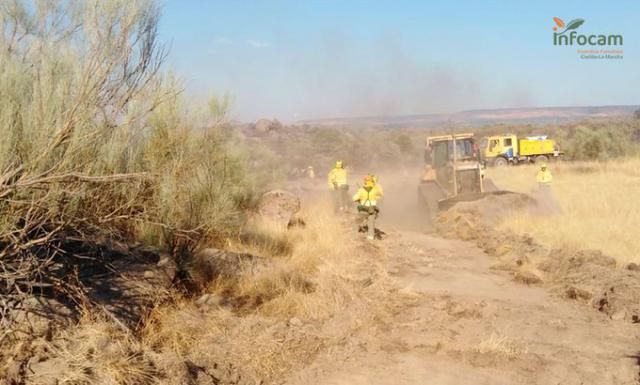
[28,316,158,385]
[487,158,640,264]
[224,201,387,320]
[474,332,527,359]
[11,201,392,384]
[131,200,390,383]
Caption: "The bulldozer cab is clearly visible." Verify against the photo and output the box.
[419,133,531,216]
[419,133,488,214]
[424,133,483,196]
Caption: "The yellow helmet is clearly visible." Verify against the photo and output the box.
[335,160,343,168]
[541,163,548,169]
[363,175,374,187]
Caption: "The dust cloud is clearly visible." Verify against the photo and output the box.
[368,167,432,232]
[530,186,562,215]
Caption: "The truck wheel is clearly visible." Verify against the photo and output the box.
[535,155,549,164]
[493,157,508,167]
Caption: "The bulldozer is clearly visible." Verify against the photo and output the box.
[418,133,519,216]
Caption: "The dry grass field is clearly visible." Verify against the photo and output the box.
[488,158,640,264]
[19,201,393,384]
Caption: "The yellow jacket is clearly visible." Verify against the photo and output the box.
[536,169,553,185]
[328,168,348,189]
[352,185,383,206]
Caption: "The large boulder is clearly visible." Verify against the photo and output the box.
[254,119,282,134]
[256,190,301,227]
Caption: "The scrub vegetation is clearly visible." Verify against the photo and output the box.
[0,0,256,309]
[489,159,640,264]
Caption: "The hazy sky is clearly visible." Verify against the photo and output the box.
[159,0,640,122]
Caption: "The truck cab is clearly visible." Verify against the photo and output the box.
[484,134,518,166]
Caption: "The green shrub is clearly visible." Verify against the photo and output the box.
[0,0,255,308]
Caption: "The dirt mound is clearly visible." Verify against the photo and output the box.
[436,194,640,322]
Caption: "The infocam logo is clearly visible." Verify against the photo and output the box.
[552,17,623,46]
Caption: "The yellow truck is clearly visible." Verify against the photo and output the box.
[481,134,563,166]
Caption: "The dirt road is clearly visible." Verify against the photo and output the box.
[289,229,639,385]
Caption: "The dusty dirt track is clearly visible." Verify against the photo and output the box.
[286,173,639,385]
[289,229,639,385]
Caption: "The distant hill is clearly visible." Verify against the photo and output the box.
[300,105,638,129]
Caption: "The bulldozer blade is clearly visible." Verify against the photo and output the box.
[437,190,534,211]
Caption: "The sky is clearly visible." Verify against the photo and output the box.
[158,0,640,122]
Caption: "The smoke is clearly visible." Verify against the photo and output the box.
[276,32,484,121]
[200,31,525,122]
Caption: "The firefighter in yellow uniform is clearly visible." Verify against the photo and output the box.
[536,163,553,186]
[535,163,561,213]
[353,175,384,240]
[307,166,315,179]
[328,161,349,212]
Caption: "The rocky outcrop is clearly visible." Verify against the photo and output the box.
[253,119,282,134]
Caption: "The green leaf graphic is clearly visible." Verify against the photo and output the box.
[559,18,585,34]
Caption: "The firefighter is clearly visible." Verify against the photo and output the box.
[353,175,384,240]
[536,163,553,186]
[327,161,349,212]
[307,166,315,179]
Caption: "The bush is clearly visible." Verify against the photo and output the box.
[0,0,253,318]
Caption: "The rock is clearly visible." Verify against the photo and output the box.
[513,271,542,285]
[157,255,172,267]
[288,317,303,327]
[254,119,271,133]
[514,255,529,266]
[565,286,592,300]
[270,119,283,131]
[26,357,69,385]
[494,244,512,257]
[196,294,210,305]
[9,297,71,337]
[626,263,640,271]
[156,254,178,283]
[256,190,301,227]
[196,294,223,308]
[522,234,535,245]
[254,119,282,134]
[611,308,627,321]
[143,270,155,279]
[570,250,616,269]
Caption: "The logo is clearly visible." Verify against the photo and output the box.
[552,17,584,34]
[552,17,624,60]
